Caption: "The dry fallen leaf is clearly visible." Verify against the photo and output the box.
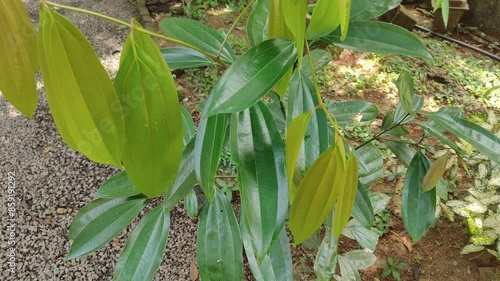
[43,146,53,153]
[190,259,199,281]
[402,233,413,253]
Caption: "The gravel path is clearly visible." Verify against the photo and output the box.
[1,1,197,280]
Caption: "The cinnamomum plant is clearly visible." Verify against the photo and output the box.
[1,0,499,280]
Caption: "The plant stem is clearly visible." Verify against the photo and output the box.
[355,113,411,150]
[216,0,256,59]
[44,0,227,66]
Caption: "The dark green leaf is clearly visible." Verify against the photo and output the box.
[266,93,287,137]
[402,152,436,243]
[180,106,195,144]
[327,100,379,126]
[195,113,228,202]
[197,190,243,281]
[350,0,401,21]
[423,112,500,165]
[160,47,214,69]
[355,143,383,185]
[234,102,288,261]
[163,137,198,210]
[300,49,333,78]
[387,140,415,167]
[159,18,236,64]
[320,21,433,61]
[113,206,170,281]
[415,121,461,153]
[204,39,297,117]
[352,184,374,228]
[67,197,147,259]
[0,0,38,118]
[38,5,125,167]
[115,20,183,197]
[95,171,141,198]
[247,0,270,46]
[184,189,199,218]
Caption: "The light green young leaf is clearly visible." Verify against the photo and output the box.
[203,39,297,117]
[333,151,359,239]
[197,190,243,281]
[0,0,38,118]
[307,0,340,40]
[282,0,308,66]
[394,71,417,115]
[286,111,312,202]
[114,20,183,197]
[184,189,199,219]
[180,106,195,144]
[67,197,147,260]
[95,171,141,198]
[422,153,449,192]
[38,5,125,167]
[113,206,170,281]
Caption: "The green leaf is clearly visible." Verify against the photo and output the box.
[343,250,377,270]
[243,225,293,281]
[355,143,383,185]
[387,140,415,167]
[113,206,170,281]
[338,255,361,281]
[247,0,270,46]
[307,0,340,40]
[350,0,401,21]
[352,184,374,228]
[314,221,338,281]
[395,71,418,115]
[290,139,346,244]
[234,102,288,261]
[114,20,183,198]
[319,21,433,61]
[338,0,353,41]
[287,72,330,173]
[402,152,436,243]
[67,197,147,259]
[422,153,449,192]
[342,219,379,251]
[300,49,333,78]
[195,113,228,203]
[0,0,38,118]
[440,0,450,29]
[369,192,391,215]
[423,112,500,165]
[203,38,297,117]
[95,171,141,198]
[184,189,199,218]
[327,100,379,126]
[180,106,195,144]
[283,0,308,66]
[163,137,198,210]
[286,111,312,201]
[333,151,359,239]
[38,5,125,167]
[197,189,243,281]
[160,47,214,69]
[415,121,462,154]
[266,93,287,137]
[159,18,236,64]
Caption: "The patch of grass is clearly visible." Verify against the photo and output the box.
[183,65,222,95]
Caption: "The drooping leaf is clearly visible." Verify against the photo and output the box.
[350,0,401,21]
[290,139,346,244]
[422,153,449,192]
[415,121,462,154]
[286,111,312,201]
[342,219,379,251]
[113,206,170,281]
[387,140,416,167]
[159,18,236,64]
[203,39,297,117]
[338,0,353,41]
[355,143,383,185]
[163,137,198,210]
[434,0,450,28]
[38,5,124,167]
[180,106,195,144]
[67,197,147,259]
[327,100,379,126]
[0,0,38,118]
[307,0,340,40]
[314,218,338,281]
[95,171,141,198]
[160,47,215,69]
[114,20,183,197]
[395,71,418,115]
[234,102,288,261]
[343,250,377,270]
[423,112,500,165]
[402,152,436,243]
[197,190,243,281]
[283,0,308,66]
[333,151,359,239]
[352,184,374,228]
[195,113,228,203]
[184,189,199,219]
[319,21,433,61]
[247,0,270,46]
[300,49,333,78]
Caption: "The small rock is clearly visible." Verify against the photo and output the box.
[56,208,66,215]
